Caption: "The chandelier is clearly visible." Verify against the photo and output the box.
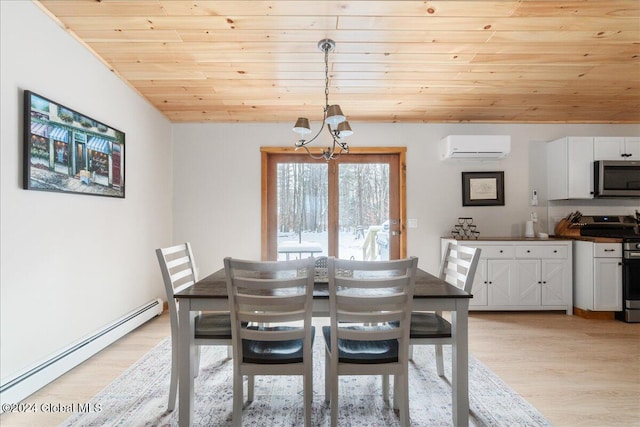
[293,39,353,160]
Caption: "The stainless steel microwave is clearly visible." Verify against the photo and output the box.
[593,160,640,197]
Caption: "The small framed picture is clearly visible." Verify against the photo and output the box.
[462,171,504,206]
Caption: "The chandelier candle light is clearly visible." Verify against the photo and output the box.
[293,39,353,160]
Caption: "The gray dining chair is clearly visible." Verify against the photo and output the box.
[224,256,316,427]
[156,242,237,412]
[408,243,481,376]
[323,256,418,427]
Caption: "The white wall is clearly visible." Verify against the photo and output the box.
[173,123,639,276]
[0,2,172,380]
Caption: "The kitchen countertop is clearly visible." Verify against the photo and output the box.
[561,236,623,244]
[446,236,623,244]
[445,236,573,242]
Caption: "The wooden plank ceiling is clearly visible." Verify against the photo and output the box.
[36,1,640,124]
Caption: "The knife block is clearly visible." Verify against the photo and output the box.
[554,219,581,237]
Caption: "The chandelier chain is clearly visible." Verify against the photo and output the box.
[324,43,330,110]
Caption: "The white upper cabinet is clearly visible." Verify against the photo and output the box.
[547,136,640,200]
[594,137,640,161]
[628,137,640,160]
[547,137,594,200]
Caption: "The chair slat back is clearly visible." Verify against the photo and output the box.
[156,243,199,328]
[156,243,198,295]
[328,257,418,344]
[438,243,481,293]
[224,257,315,346]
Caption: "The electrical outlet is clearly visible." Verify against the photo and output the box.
[407,218,418,228]
[531,212,538,222]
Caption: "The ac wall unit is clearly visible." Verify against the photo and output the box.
[439,135,511,160]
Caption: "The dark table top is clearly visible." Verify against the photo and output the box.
[175,268,471,300]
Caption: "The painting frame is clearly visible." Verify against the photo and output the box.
[462,171,504,206]
[23,90,125,198]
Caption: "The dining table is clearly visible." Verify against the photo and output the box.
[174,267,472,427]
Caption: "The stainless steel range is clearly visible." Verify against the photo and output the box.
[619,238,640,322]
[578,213,640,323]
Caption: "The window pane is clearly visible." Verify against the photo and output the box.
[338,163,390,260]
[276,162,328,260]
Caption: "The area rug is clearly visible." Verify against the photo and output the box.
[60,335,550,427]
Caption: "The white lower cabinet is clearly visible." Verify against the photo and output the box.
[487,259,516,306]
[515,259,570,306]
[594,259,623,310]
[443,239,573,314]
[574,241,622,311]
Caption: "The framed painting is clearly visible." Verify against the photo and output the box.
[23,90,125,198]
[462,171,504,206]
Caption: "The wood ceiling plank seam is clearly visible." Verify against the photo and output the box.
[49,15,640,32]
[107,61,606,75]
[337,16,640,32]
[37,1,168,17]
[37,0,640,19]
[128,78,639,90]
[54,15,344,31]
[36,1,640,21]
[512,0,640,18]
[164,1,520,18]
[36,1,530,18]
[89,43,640,57]
[74,29,184,43]
[173,29,498,44]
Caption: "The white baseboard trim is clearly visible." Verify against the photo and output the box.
[0,298,163,409]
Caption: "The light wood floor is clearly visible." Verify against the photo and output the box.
[1,311,638,426]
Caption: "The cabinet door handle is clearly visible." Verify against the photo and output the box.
[526,250,531,253]
[499,250,503,253]
[553,250,558,253]
[604,249,616,252]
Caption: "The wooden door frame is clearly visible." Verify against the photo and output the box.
[261,146,407,260]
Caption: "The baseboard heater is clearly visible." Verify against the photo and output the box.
[0,298,163,409]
